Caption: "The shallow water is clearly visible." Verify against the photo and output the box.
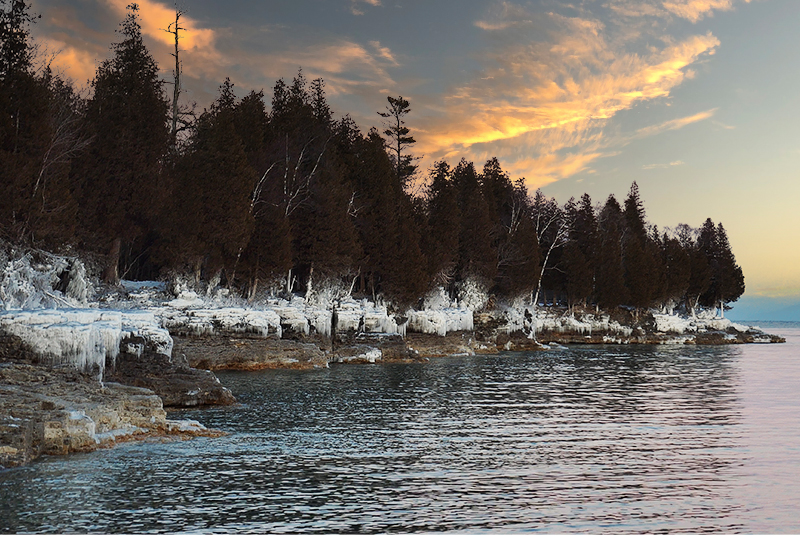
[2,323,799,533]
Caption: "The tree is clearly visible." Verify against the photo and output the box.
[77,3,170,282]
[622,182,657,315]
[662,233,691,314]
[169,78,256,284]
[494,178,539,299]
[453,159,496,284]
[595,195,628,309]
[563,193,597,310]
[424,160,460,287]
[378,95,417,187]
[0,0,36,80]
[162,7,195,151]
[0,1,83,245]
[698,219,745,316]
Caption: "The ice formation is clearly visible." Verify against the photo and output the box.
[0,309,173,379]
[0,252,92,310]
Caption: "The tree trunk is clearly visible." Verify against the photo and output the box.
[103,237,121,285]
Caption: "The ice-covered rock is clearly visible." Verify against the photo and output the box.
[0,308,175,380]
[407,308,474,336]
[157,306,282,338]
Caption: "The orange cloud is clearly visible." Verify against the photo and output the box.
[635,108,718,137]
[604,0,752,23]
[36,37,100,85]
[415,6,720,188]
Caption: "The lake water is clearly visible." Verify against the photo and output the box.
[2,322,800,533]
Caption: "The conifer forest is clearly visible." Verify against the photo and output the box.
[0,1,745,314]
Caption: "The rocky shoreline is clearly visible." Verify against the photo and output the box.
[0,302,784,469]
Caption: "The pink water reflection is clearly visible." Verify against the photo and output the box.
[736,325,800,532]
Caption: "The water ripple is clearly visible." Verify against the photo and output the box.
[3,333,800,533]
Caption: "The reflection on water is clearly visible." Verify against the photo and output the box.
[3,331,800,533]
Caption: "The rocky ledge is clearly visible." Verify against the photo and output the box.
[0,361,224,469]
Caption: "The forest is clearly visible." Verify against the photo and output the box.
[0,1,745,315]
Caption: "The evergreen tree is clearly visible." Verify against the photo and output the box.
[699,220,745,315]
[622,182,656,313]
[452,159,496,283]
[171,79,257,282]
[0,0,35,79]
[662,233,691,313]
[595,195,628,309]
[425,160,460,287]
[378,95,417,186]
[563,193,597,308]
[681,223,711,315]
[76,4,169,282]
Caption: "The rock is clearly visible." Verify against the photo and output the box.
[105,335,236,407]
[331,344,382,364]
[0,362,224,468]
[174,335,329,371]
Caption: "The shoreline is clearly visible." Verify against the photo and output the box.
[0,303,785,469]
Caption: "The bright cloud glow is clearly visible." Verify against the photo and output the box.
[417,5,720,188]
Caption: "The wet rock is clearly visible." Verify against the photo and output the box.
[105,335,236,407]
[331,344,382,364]
[174,335,329,371]
[0,362,223,468]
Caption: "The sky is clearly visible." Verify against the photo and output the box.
[26,0,800,319]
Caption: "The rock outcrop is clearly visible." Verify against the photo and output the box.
[105,334,235,406]
[0,361,222,469]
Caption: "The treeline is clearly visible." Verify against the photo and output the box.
[0,2,744,313]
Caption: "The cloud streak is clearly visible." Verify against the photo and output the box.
[416,5,721,187]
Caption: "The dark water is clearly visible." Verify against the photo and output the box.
[2,324,800,533]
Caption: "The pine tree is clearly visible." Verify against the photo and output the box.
[699,220,745,315]
[425,160,460,287]
[77,4,169,282]
[378,95,417,187]
[453,159,496,284]
[563,193,597,309]
[174,79,256,283]
[662,233,691,313]
[622,182,656,313]
[595,195,628,309]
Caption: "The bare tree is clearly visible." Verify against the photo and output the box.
[162,6,195,150]
[528,190,569,342]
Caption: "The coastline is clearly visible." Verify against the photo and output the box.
[0,296,784,469]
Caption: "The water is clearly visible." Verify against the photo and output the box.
[2,323,800,533]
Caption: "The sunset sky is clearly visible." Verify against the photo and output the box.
[28,0,800,319]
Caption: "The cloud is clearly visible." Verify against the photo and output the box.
[642,160,685,169]
[416,6,720,188]
[635,108,717,138]
[604,0,752,23]
[29,0,398,106]
[351,0,381,16]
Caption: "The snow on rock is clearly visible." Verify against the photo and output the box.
[455,278,489,311]
[0,252,92,310]
[157,306,282,339]
[422,287,456,310]
[652,312,750,335]
[119,310,173,357]
[499,306,633,336]
[0,308,174,379]
[407,308,474,336]
[0,309,122,378]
